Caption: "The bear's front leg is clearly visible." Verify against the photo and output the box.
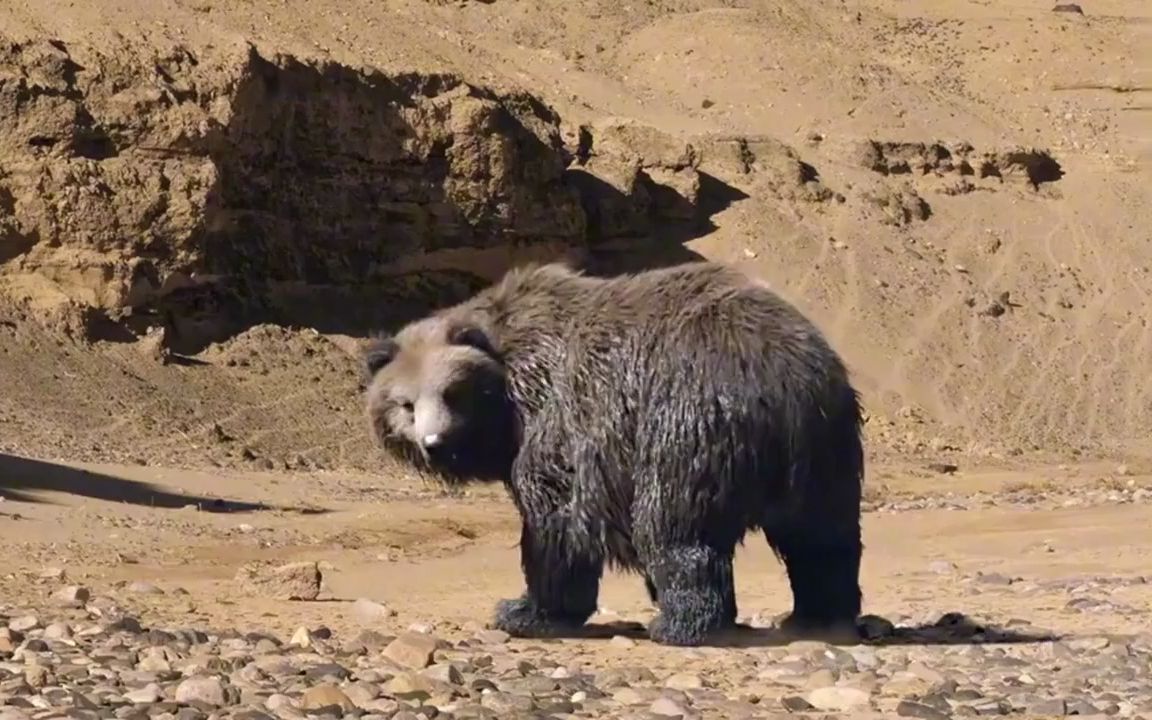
[643,544,738,647]
[492,517,603,638]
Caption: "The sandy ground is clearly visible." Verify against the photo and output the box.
[3,456,1150,665]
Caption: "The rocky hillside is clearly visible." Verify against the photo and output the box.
[1,0,1149,473]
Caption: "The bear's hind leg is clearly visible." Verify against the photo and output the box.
[641,543,738,646]
[492,519,603,638]
[767,527,862,641]
[767,382,865,642]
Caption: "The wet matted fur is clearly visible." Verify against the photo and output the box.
[362,260,866,646]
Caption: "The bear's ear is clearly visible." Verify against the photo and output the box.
[362,336,399,377]
[448,324,496,355]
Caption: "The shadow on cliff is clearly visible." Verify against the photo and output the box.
[0,452,326,514]
[141,50,747,355]
[572,168,749,277]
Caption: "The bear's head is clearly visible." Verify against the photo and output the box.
[361,314,519,484]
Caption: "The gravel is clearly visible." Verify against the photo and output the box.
[865,479,1152,514]
[2,593,1151,720]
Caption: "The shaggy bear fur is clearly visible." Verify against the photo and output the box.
[362,261,866,646]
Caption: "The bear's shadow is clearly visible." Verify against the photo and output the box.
[522,611,1062,648]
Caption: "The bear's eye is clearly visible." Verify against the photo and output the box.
[363,337,399,376]
[398,400,414,413]
[449,325,494,354]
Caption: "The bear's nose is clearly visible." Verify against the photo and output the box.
[421,433,442,449]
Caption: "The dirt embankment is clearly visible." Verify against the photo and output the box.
[1,0,1150,475]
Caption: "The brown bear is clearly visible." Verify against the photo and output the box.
[361,260,866,646]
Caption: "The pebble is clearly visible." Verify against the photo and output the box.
[8,614,40,632]
[351,598,396,623]
[51,586,90,608]
[264,694,296,712]
[897,699,952,719]
[383,632,440,669]
[806,685,872,711]
[126,581,165,595]
[174,676,228,707]
[0,628,18,652]
[0,594,1146,720]
[299,685,356,712]
[233,561,322,601]
[475,629,510,645]
[609,635,637,648]
[40,622,71,640]
[122,685,163,704]
[287,625,314,648]
[664,672,704,690]
[649,696,688,717]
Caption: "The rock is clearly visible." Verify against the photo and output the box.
[0,628,22,651]
[127,581,165,595]
[481,692,536,713]
[174,676,228,707]
[135,327,171,364]
[1027,698,1067,715]
[264,695,296,712]
[1065,699,1099,715]
[303,663,351,682]
[474,629,510,644]
[781,696,815,712]
[609,635,637,648]
[234,561,322,601]
[41,621,72,640]
[806,686,872,711]
[971,698,1009,715]
[805,668,838,688]
[299,685,356,712]
[613,687,653,705]
[351,598,396,624]
[897,700,952,719]
[598,666,658,688]
[24,664,52,689]
[907,662,946,685]
[664,673,705,690]
[383,671,432,698]
[342,682,380,707]
[123,685,163,704]
[136,647,174,673]
[383,632,440,669]
[51,585,90,607]
[422,663,463,685]
[0,38,589,319]
[288,626,313,648]
[649,697,688,717]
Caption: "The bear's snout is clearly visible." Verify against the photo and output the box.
[412,396,457,450]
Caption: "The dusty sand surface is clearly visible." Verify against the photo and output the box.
[2,457,1152,644]
[1,0,1151,718]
